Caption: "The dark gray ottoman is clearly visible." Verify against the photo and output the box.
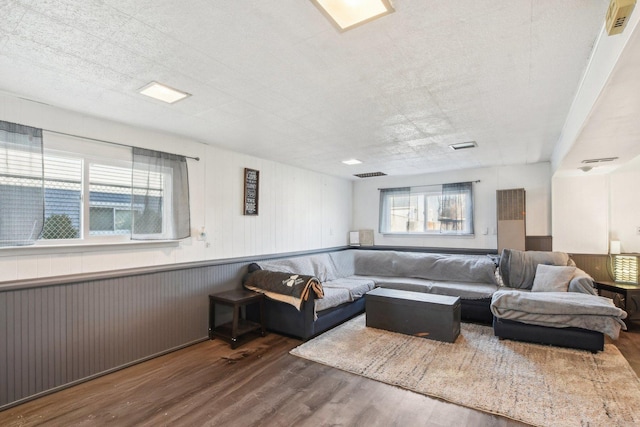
[366,287,461,342]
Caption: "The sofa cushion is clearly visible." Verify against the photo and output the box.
[258,253,340,282]
[354,250,497,284]
[354,275,498,300]
[531,265,576,292]
[355,275,433,293]
[315,287,351,312]
[569,268,597,295]
[329,250,356,277]
[499,249,571,290]
[323,277,375,300]
[491,289,627,339]
[427,281,499,300]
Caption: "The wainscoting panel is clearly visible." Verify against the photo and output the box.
[525,236,552,252]
[570,253,614,282]
[0,255,286,410]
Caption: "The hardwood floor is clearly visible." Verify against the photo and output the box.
[2,323,639,427]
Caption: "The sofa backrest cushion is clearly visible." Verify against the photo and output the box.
[353,250,497,284]
[499,249,571,290]
[329,250,356,277]
[257,253,340,282]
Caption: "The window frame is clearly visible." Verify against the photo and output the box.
[379,183,475,236]
[34,133,175,246]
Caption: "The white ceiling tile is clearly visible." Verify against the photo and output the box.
[0,0,622,179]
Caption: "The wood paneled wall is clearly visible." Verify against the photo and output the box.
[0,249,342,410]
[525,236,552,252]
[570,253,615,282]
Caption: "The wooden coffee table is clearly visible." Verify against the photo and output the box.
[365,287,461,343]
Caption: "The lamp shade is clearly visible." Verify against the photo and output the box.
[613,255,638,284]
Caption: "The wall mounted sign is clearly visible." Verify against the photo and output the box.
[243,168,259,215]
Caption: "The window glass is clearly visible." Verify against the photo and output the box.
[115,209,132,231]
[89,163,133,236]
[2,127,189,247]
[379,183,474,235]
[42,155,82,239]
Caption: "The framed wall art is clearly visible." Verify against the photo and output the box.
[243,168,259,215]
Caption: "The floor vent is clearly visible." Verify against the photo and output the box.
[354,172,387,178]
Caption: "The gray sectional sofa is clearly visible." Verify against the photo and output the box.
[244,248,626,351]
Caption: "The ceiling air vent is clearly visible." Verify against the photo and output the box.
[354,172,387,178]
[581,157,619,164]
[606,0,636,36]
[449,141,477,151]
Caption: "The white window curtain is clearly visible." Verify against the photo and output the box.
[379,187,410,233]
[131,148,190,240]
[439,182,474,234]
[0,120,44,246]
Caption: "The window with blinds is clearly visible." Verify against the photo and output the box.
[379,182,474,235]
[39,139,168,243]
[39,153,167,241]
[1,121,188,246]
[0,122,44,246]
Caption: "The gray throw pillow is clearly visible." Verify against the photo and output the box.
[531,264,576,292]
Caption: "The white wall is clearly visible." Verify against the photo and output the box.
[352,162,551,250]
[0,93,352,282]
[552,173,609,254]
[552,156,640,255]
[610,162,640,253]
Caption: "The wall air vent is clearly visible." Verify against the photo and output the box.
[354,172,387,178]
[606,0,636,36]
[581,157,619,164]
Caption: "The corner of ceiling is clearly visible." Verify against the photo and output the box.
[550,10,640,177]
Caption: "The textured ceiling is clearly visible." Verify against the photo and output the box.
[0,0,616,179]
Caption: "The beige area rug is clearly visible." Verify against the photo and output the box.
[290,315,640,427]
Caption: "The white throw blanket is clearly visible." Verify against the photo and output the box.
[491,290,627,339]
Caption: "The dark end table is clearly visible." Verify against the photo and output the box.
[595,281,640,326]
[209,289,266,349]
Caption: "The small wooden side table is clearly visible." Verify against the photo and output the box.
[595,281,640,325]
[209,289,266,349]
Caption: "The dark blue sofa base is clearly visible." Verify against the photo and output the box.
[461,298,493,324]
[247,294,366,340]
[493,316,604,353]
[248,292,492,340]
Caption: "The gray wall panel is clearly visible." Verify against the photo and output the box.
[1,250,338,410]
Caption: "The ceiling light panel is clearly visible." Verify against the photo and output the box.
[342,159,362,165]
[311,0,395,32]
[139,82,191,104]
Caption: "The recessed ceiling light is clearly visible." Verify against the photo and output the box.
[449,141,478,151]
[342,159,362,165]
[138,81,191,104]
[310,0,395,32]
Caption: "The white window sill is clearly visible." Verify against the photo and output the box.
[381,233,475,238]
[0,240,181,256]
